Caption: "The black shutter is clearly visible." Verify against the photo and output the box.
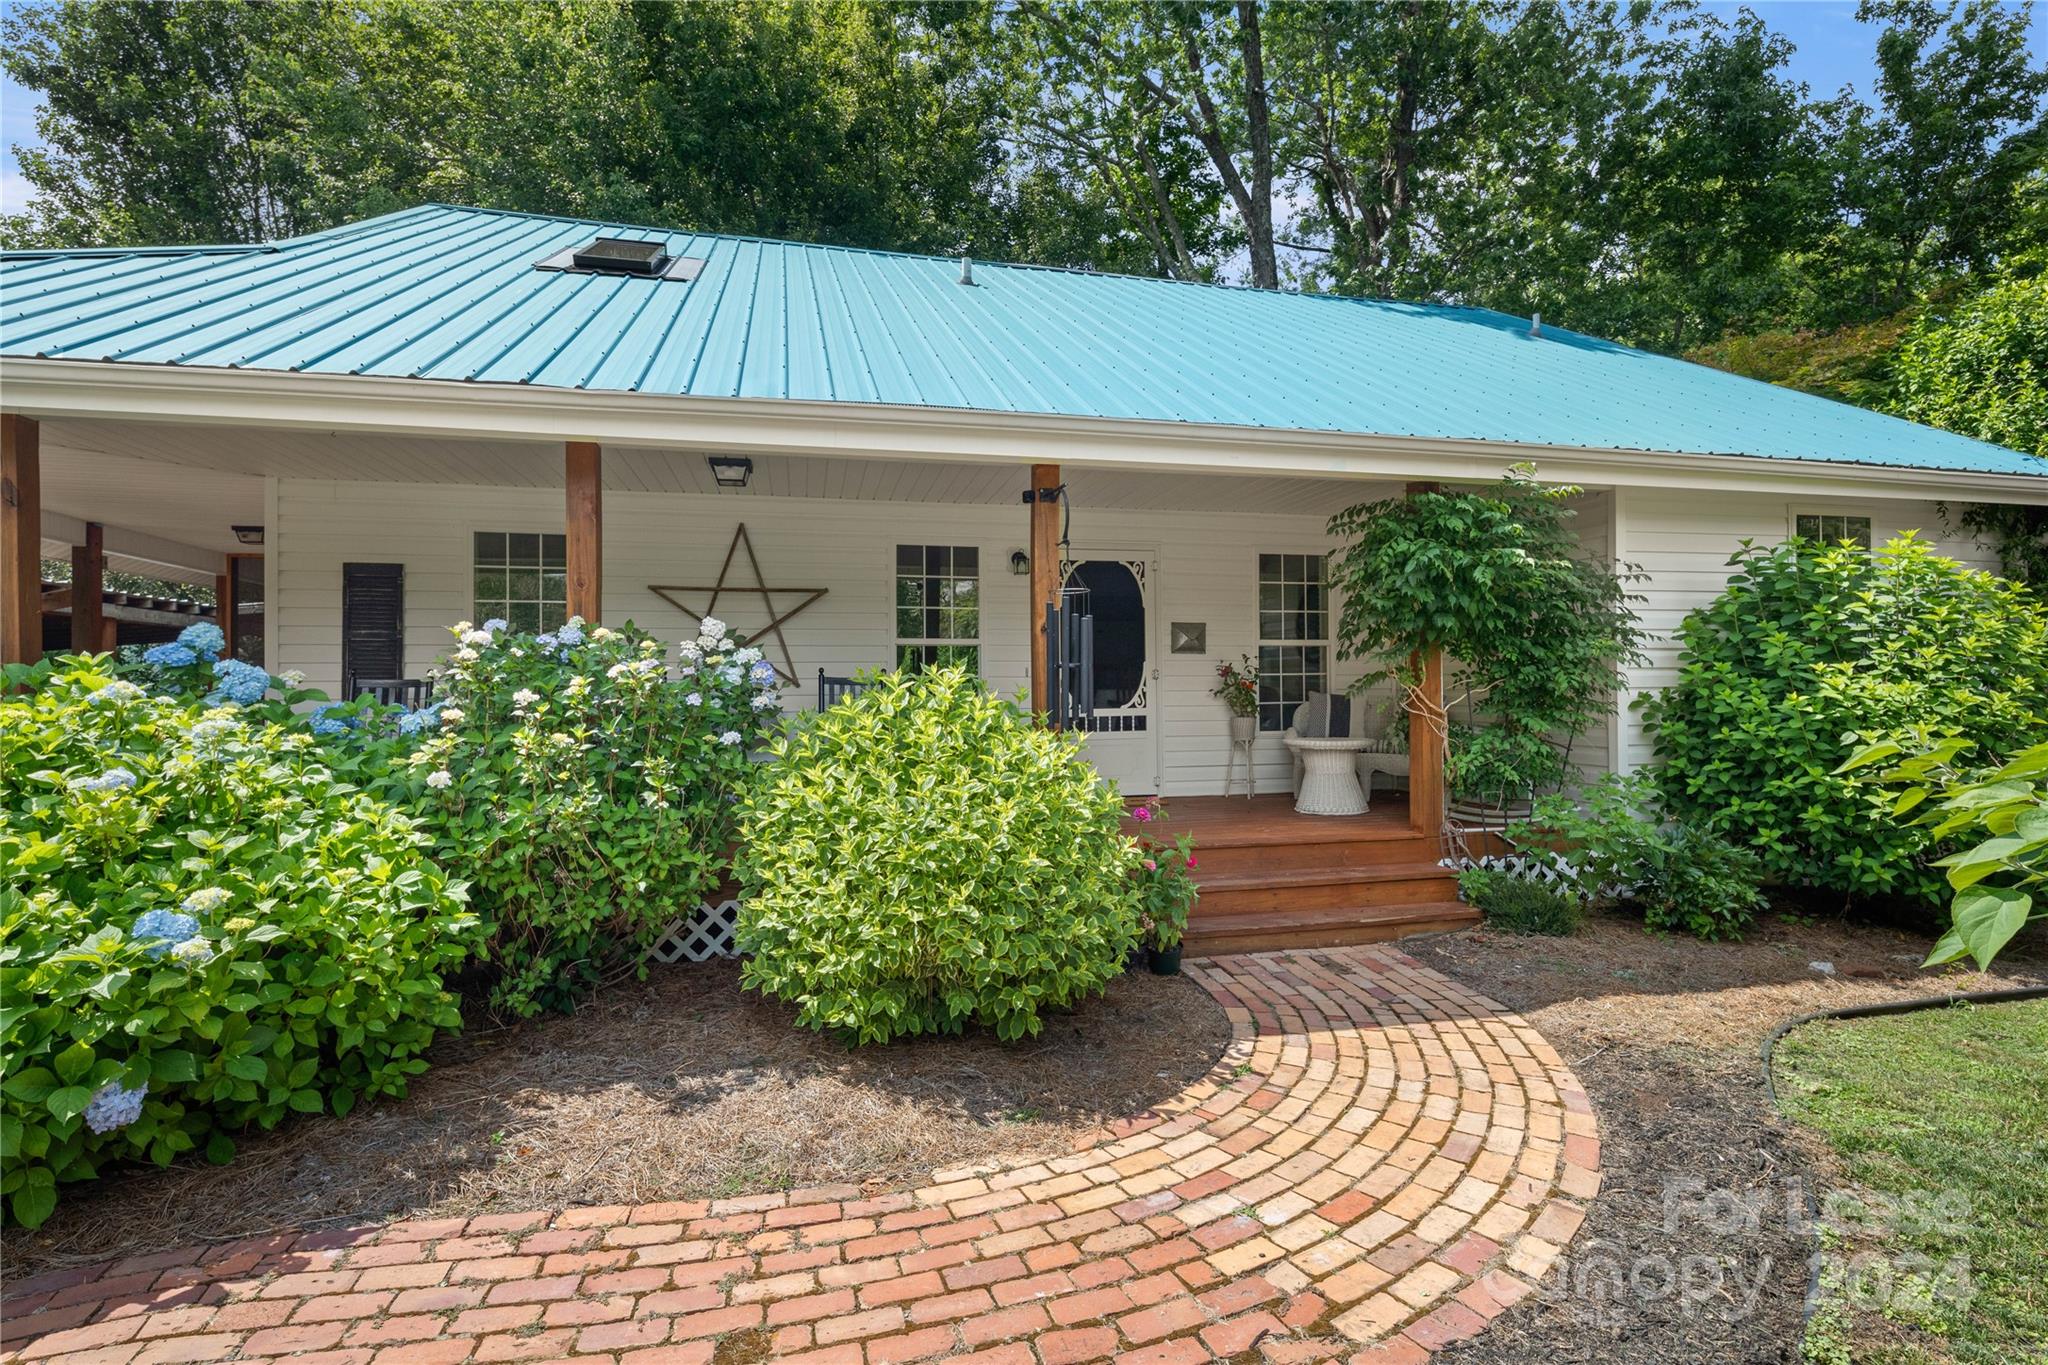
[341,562,405,699]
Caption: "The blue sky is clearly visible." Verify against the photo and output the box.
[2,1,2044,217]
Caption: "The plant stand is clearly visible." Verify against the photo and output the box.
[1223,716,1258,800]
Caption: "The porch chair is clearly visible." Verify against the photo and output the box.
[1284,691,1411,812]
[817,669,873,710]
[355,678,430,708]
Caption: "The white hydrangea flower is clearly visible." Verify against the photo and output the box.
[607,662,630,679]
[677,641,701,661]
[461,629,493,648]
[453,647,479,663]
[566,615,585,629]
[181,887,232,915]
[751,692,780,710]
[170,938,215,965]
[698,616,726,640]
[439,706,465,724]
[591,626,617,642]
[451,620,474,636]
[685,692,703,706]
[425,770,453,789]
[734,646,763,665]
[512,688,540,707]
[279,669,306,688]
[719,730,743,746]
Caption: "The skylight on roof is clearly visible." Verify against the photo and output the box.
[572,237,668,275]
[533,238,703,281]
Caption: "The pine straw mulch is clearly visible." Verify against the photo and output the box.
[4,961,1231,1276]
[1408,909,2048,1365]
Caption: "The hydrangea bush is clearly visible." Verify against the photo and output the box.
[736,667,1142,1044]
[386,616,779,1016]
[0,657,477,1228]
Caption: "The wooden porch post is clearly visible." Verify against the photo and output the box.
[215,570,232,651]
[1027,463,1060,717]
[71,521,104,652]
[2,414,41,666]
[1404,482,1446,836]
[565,442,602,623]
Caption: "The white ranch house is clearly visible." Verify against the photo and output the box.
[3,205,2043,948]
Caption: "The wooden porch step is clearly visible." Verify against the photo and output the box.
[1190,836,1440,877]
[1193,862,1459,916]
[1184,902,1479,956]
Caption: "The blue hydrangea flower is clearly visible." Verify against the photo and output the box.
[396,706,441,735]
[557,623,585,647]
[536,632,559,651]
[482,618,509,634]
[750,662,777,686]
[308,704,359,737]
[68,768,138,793]
[143,642,198,668]
[177,622,226,661]
[84,1080,148,1134]
[684,692,703,707]
[207,659,270,706]
[131,909,201,958]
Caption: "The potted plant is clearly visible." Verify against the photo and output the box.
[1212,654,1261,743]
[1446,723,1563,826]
[1129,802,1198,973]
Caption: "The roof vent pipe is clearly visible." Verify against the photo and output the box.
[1530,311,1542,336]
[959,255,976,286]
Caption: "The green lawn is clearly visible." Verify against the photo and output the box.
[1774,999,2048,1365]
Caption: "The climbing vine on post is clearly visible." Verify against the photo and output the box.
[1325,467,1648,812]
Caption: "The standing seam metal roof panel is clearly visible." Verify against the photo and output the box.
[1,200,2041,478]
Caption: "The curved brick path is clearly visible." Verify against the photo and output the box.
[3,947,1599,1365]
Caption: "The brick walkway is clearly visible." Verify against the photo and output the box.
[3,947,1600,1365]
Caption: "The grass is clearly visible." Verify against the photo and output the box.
[1773,999,2048,1365]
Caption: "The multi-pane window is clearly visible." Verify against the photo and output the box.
[473,531,568,632]
[1794,513,1873,548]
[895,545,980,672]
[1257,553,1328,732]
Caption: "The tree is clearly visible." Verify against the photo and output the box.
[1813,0,2048,317]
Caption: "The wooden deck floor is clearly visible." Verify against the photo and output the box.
[1126,793,1475,954]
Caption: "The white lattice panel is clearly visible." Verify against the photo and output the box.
[650,898,740,963]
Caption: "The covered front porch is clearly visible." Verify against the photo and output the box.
[4,415,1487,823]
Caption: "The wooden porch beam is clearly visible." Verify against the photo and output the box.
[3,414,41,665]
[565,441,602,623]
[71,521,104,652]
[1403,482,1445,837]
[1027,463,1060,717]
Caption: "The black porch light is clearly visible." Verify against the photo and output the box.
[707,455,754,489]
[231,525,265,545]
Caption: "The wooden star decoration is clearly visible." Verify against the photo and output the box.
[648,523,826,686]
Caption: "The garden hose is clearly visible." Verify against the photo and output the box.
[1757,982,2048,1340]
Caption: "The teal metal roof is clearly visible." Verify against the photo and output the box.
[2,202,2040,478]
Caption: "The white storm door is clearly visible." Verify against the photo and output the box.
[1060,553,1160,796]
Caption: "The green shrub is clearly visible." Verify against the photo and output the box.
[736,667,1142,1044]
[1844,733,2048,970]
[1458,867,1583,936]
[383,615,777,1016]
[0,656,477,1229]
[1511,773,1766,940]
[1640,534,2048,909]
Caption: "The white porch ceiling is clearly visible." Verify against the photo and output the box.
[36,416,1399,519]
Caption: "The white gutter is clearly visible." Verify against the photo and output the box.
[3,357,2044,504]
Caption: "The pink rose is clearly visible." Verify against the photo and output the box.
[1144,858,1157,871]
[1186,855,1198,869]
[1132,806,1152,822]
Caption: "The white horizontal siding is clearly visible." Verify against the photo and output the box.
[1612,490,1997,770]
[274,478,1378,797]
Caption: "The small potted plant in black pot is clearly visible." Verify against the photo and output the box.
[1133,824,1199,974]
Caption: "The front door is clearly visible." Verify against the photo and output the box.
[1061,553,1160,795]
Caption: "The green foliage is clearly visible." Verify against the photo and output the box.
[1685,308,1916,408]
[0,656,476,1228]
[1889,275,2048,458]
[1456,867,1582,937]
[1642,534,2048,909]
[1326,467,1646,811]
[1509,773,1767,941]
[1841,733,2048,969]
[383,617,776,1017]
[736,667,1141,1044]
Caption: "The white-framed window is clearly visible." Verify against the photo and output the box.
[1257,552,1328,732]
[895,544,980,672]
[1791,510,1873,549]
[473,531,568,632]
